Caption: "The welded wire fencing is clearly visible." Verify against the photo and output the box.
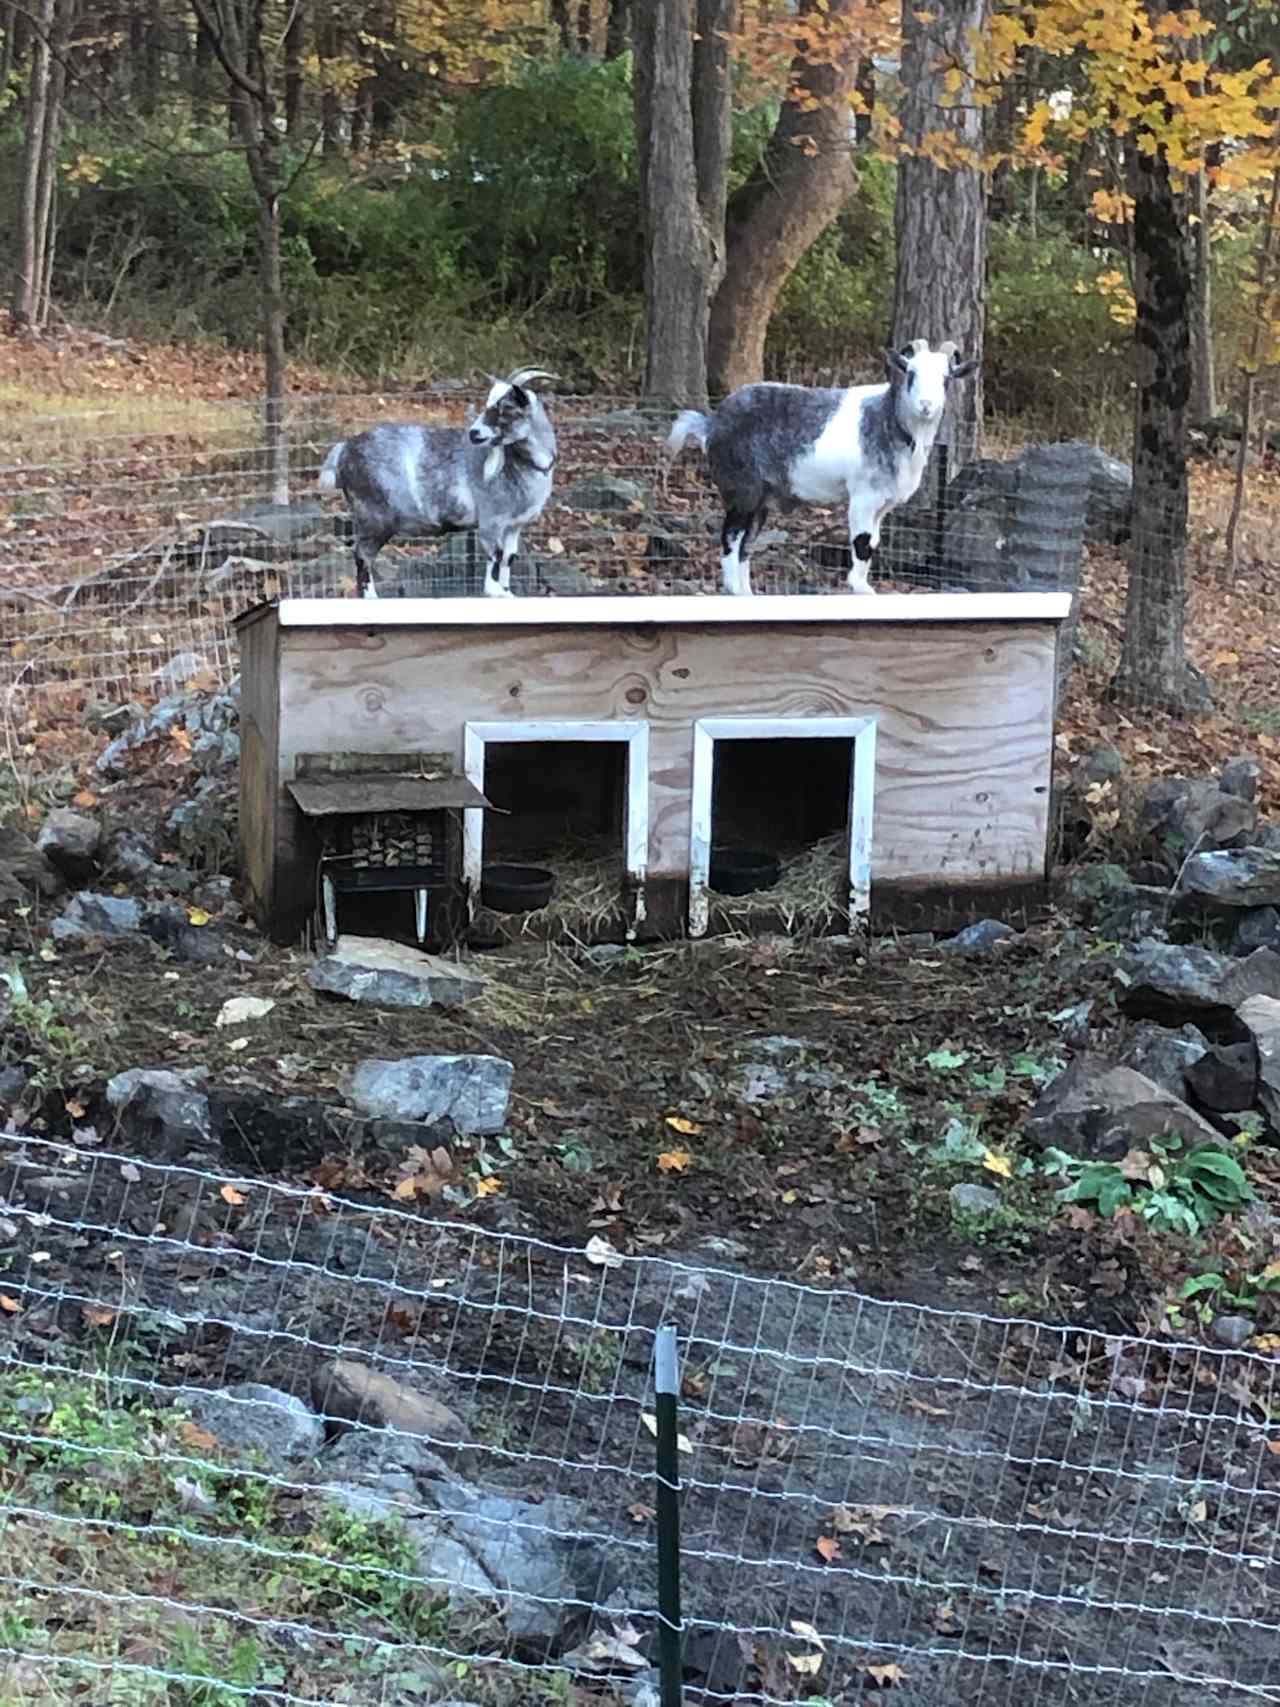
[0,1130,1277,1706]
[1,380,1101,715]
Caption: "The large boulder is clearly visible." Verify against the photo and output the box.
[0,826,64,905]
[1120,1023,1210,1098]
[1024,1054,1226,1159]
[188,1383,324,1467]
[1139,777,1256,861]
[345,1054,513,1134]
[106,1066,212,1146]
[1118,941,1280,1022]
[308,936,484,1009]
[312,1359,466,1444]
[36,810,101,881]
[1236,995,1280,1130]
[1181,849,1280,908]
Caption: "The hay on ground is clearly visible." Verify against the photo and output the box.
[712,831,849,936]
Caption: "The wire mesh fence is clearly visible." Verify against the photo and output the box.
[2,381,1091,710]
[0,1128,1278,1707]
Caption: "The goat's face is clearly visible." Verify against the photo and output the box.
[468,380,534,451]
[884,341,979,422]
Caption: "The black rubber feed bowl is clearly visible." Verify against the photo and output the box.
[481,862,557,915]
[709,847,781,897]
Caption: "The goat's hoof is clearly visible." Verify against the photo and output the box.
[484,583,516,599]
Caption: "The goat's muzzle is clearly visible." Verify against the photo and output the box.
[469,426,489,444]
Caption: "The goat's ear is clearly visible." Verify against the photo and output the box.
[947,356,980,380]
[883,347,909,379]
[509,383,530,408]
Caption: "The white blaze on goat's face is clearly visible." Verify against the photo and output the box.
[902,350,951,423]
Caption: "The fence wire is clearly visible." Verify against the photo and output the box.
[0,1130,1276,1706]
[3,384,1092,714]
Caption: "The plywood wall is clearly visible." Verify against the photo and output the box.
[268,618,1056,905]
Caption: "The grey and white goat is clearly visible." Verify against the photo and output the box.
[667,339,979,596]
[318,369,557,598]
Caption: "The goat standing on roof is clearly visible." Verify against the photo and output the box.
[318,369,557,599]
[667,339,979,596]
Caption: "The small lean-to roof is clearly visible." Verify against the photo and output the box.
[287,774,491,817]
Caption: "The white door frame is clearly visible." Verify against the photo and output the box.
[688,715,877,939]
[463,720,650,930]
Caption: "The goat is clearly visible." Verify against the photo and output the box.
[666,339,979,596]
[317,369,557,599]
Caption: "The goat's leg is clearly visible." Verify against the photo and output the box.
[845,495,881,596]
[481,532,516,598]
[736,505,769,596]
[352,522,391,600]
[499,531,522,595]
[720,509,754,596]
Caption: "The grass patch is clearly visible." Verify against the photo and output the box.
[0,1370,509,1706]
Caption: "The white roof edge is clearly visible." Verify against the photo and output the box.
[268,593,1073,628]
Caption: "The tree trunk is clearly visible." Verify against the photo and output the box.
[11,0,54,329]
[707,0,858,395]
[549,0,571,51]
[604,0,628,58]
[634,0,724,403]
[576,0,591,52]
[891,0,988,462]
[1110,144,1209,712]
[284,0,304,135]
[1224,158,1280,578]
[1,4,16,96]
[30,0,70,327]
[1188,165,1217,422]
[195,0,290,503]
[142,0,161,111]
[192,5,214,121]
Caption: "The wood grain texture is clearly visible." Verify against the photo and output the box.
[235,607,280,927]
[271,617,1058,893]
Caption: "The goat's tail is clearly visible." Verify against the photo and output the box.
[666,409,709,458]
[317,441,345,492]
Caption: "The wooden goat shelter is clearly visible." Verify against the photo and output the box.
[235,593,1070,946]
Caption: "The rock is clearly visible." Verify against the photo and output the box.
[1181,849,1280,908]
[1210,1314,1255,1350]
[1024,1055,1226,1159]
[939,919,1020,954]
[732,1064,789,1104]
[0,826,64,903]
[1082,747,1125,784]
[1220,756,1261,803]
[410,1483,613,1649]
[1139,777,1256,859]
[308,936,485,1009]
[35,810,101,879]
[215,996,275,1028]
[1121,1023,1209,1097]
[51,892,143,941]
[950,1182,1002,1215]
[536,560,596,596]
[319,1429,450,1518]
[312,1359,466,1444]
[1236,995,1280,1130]
[345,1054,513,1135]
[106,1067,211,1146]
[187,1383,324,1466]
[1185,1043,1258,1113]
[1118,941,1280,1021]
[1259,823,1280,854]
[561,474,648,513]
[0,1064,29,1106]
[753,1035,821,1059]
[153,650,211,692]
[1232,906,1280,956]
[1067,864,1167,937]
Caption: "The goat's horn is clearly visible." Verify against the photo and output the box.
[939,340,959,358]
[506,367,556,388]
